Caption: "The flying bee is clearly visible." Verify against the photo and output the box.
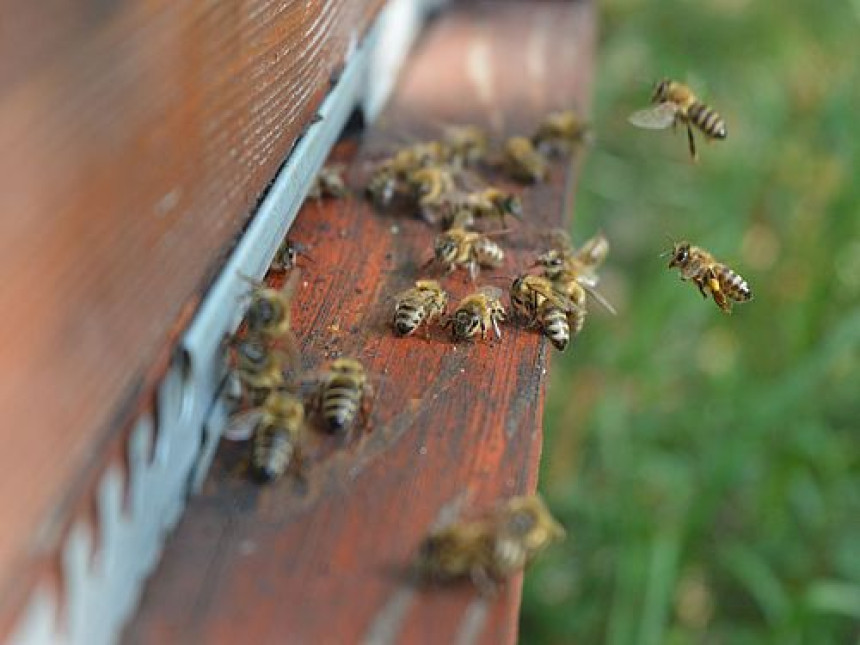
[307,164,348,200]
[464,188,523,226]
[501,136,549,183]
[441,124,488,167]
[628,78,727,161]
[393,280,449,337]
[431,228,506,279]
[314,358,373,433]
[666,241,752,313]
[444,286,506,342]
[414,495,565,596]
[532,109,592,155]
[510,274,583,351]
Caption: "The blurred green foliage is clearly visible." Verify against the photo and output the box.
[521,0,860,643]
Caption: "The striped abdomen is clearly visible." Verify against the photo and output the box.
[394,299,427,336]
[251,424,294,483]
[539,305,571,351]
[322,376,362,432]
[687,102,727,140]
[473,238,504,267]
[714,264,752,302]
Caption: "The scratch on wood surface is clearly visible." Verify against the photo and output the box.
[361,493,470,645]
[466,34,502,132]
[526,9,551,109]
[454,598,490,645]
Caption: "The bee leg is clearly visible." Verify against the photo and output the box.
[470,566,500,598]
[491,316,502,340]
[686,124,698,161]
[468,261,478,282]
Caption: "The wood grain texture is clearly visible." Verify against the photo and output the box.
[0,0,383,630]
[125,2,595,643]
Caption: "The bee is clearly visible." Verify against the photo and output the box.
[441,125,488,167]
[535,229,608,283]
[242,269,301,343]
[315,358,373,433]
[432,228,505,279]
[230,336,288,405]
[510,274,583,351]
[532,109,592,155]
[444,286,506,341]
[366,161,399,207]
[250,389,306,483]
[307,164,348,200]
[271,239,312,271]
[463,188,523,226]
[408,166,458,220]
[666,241,752,313]
[628,79,727,161]
[393,280,449,337]
[501,136,549,183]
[415,495,565,596]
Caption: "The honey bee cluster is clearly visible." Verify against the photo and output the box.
[364,111,616,349]
[224,168,372,485]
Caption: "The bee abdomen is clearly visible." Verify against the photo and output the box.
[473,238,505,267]
[395,301,425,335]
[322,383,361,431]
[717,266,752,301]
[251,426,293,483]
[541,307,570,351]
[688,102,727,139]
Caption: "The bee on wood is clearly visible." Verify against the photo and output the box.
[271,239,313,272]
[366,161,399,207]
[229,336,290,405]
[666,241,752,313]
[444,286,506,342]
[510,274,584,351]
[441,125,488,167]
[532,109,592,155]
[628,79,727,161]
[431,228,506,279]
[315,358,373,433]
[242,269,301,342]
[250,390,306,483]
[463,188,523,227]
[307,164,348,200]
[415,495,565,596]
[408,166,458,221]
[501,136,549,183]
[393,280,449,337]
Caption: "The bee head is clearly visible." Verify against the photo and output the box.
[246,298,277,332]
[652,78,671,103]
[434,236,459,264]
[668,242,690,268]
[451,309,480,340]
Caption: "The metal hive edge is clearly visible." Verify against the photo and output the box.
[7,1,433,643]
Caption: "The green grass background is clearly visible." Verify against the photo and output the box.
[520,0,860,643]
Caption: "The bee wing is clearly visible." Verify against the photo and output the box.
[477,285,504,300]
[224,408,264,441]
[627,103,677,130]
[574,232,609,268]
[581,283,617,315]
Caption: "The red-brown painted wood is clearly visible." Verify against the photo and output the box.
[0,0,383,633]
[125,2,595,643]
